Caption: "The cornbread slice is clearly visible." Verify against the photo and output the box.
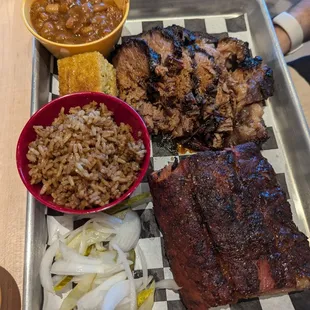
[58,52,118,97]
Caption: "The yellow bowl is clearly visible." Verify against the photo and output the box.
[22,0,130,59]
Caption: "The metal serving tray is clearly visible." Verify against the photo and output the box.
[23,0,310,309]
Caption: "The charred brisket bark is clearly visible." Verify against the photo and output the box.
[112,26,274,150]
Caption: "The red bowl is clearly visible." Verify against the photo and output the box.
[16,92,151,214]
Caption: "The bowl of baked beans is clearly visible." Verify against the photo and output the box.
[22,0,130,58]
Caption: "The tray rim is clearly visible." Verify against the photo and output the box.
[22,1,310,308]
[23,38,46,310]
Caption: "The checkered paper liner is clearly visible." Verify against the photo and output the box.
[44,14,310,310]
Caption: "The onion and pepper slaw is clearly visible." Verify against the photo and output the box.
[40,196,181,310]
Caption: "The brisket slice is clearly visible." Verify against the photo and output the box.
[112,38,160,108]
[149,142,310,309]
[227,103,268,146]
[141,27,195,111]
[141,26,182,63]
[140,27,200,137]
[192,48,219,97]
[166,24,218,47]
[166,25,224,67]
[112,39,166,133]
[217,37,251,69]
[232,57,274,112]
[112,37,197,137]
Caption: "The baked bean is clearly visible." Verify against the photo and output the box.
[73,24,83,34]
[81,26,93,34]
[91,15,104,24]
[49,13,59,21]
[55,33,68,42]
[55,22,66,31]
[82,2,92,13]
[59,3,69,13]
[41,21,54,37]
[30,0,123,44]
[45,3,60,14]
[65,16,75,29]
[32,2,40,10]
[37,6,45,13]
[65,0,75,6]
[39,12,49,21]
[93,3,107,12]
[36,21,44,30]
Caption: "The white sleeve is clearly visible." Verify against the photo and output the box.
[273,12,304,54]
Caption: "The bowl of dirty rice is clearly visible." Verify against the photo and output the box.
[16,92,150,214]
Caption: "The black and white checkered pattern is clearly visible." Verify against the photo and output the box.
[46,13,309,310]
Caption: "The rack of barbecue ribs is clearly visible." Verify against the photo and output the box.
[113,26,274,150]
[149,143,310,310]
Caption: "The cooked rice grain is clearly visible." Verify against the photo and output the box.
[27,101,146,209]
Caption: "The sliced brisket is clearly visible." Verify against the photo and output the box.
[141,27,182,62]
[217,37,251,69]
[112,39,166,133]
[112,25,274,150]
[227,103,268,145]
[142,27,195,112]
[193,48,219,97]
[112,38,160,109]
[232,57,274,112]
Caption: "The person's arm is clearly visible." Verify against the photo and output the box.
[274,0,310,54]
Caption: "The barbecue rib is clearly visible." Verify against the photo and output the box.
[113,26,274,150]
[149,143,310,309]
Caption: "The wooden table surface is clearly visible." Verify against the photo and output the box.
[0,0,309,307]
